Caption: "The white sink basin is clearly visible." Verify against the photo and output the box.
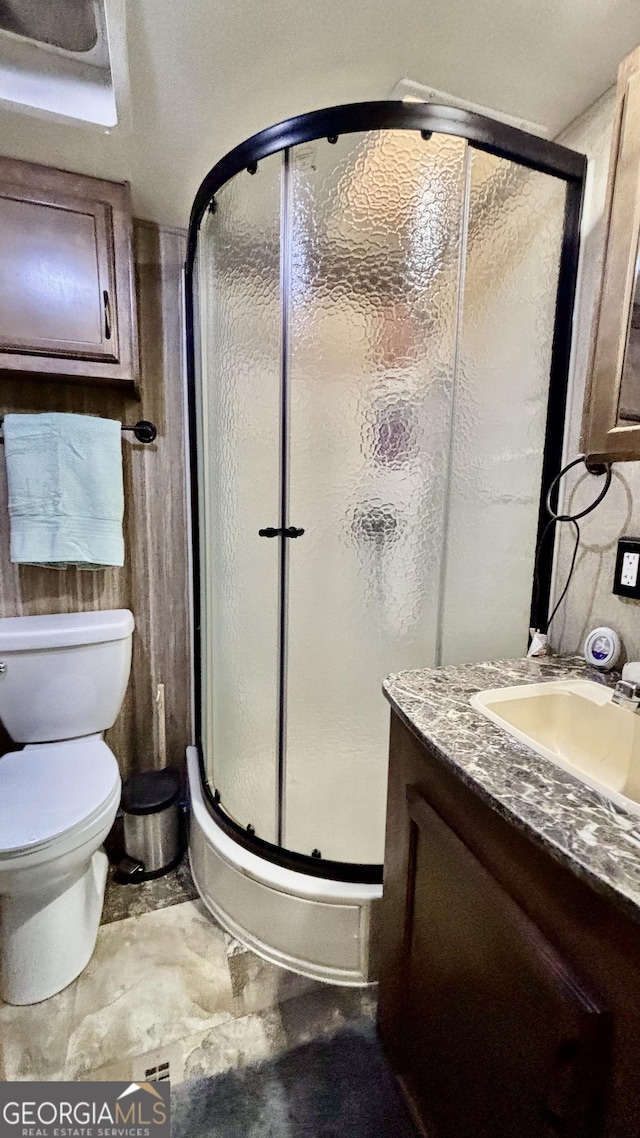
[471,678,640,816]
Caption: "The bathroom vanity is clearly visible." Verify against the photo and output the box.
[376,656,640,1138]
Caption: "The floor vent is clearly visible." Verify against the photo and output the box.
[144,1061,171,1082]
[132,1043,184,1085]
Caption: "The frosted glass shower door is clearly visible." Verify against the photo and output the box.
[196,154,283,843]
[283,131,467,864]
[440,152,567,665]
[192,118,576,869]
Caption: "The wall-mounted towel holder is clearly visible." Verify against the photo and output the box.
[0,419,158,444]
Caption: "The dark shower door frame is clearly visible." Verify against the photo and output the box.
[185,100,586,885]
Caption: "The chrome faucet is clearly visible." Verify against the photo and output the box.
[612,679,640,712]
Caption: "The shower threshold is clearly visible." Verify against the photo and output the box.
[187,748,382,985]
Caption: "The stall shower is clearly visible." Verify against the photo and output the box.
[186,103,584,983]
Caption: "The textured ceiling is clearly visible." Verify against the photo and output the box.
[0,0,638,226]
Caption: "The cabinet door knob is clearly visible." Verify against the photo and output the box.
[103,290,112,340]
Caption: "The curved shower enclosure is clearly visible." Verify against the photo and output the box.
[186,102,585,983]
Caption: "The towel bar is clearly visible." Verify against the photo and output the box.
[0,419,158,444]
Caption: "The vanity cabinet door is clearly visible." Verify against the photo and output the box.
[0,157,138,385]
[400,787,608,1138]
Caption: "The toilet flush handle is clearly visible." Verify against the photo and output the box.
[0,662,5,676]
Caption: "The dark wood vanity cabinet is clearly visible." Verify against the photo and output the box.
[0,157,138,385]
[377,714,640,1138]
[401,787,606,1137]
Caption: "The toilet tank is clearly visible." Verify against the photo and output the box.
[0,609,134,743]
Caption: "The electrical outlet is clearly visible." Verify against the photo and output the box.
[614,537,640,598]
[622,552,640,587]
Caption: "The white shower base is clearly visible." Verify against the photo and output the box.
[187,747,382,986]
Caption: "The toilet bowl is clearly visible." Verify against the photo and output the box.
[0,610,134,1005]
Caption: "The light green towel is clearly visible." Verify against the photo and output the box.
[4,412,124,569]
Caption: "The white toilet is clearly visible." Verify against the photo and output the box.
[0,609,134,1005]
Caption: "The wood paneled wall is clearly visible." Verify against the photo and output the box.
[0,221,192,778]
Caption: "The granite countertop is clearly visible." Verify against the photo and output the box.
[383,654,640,925]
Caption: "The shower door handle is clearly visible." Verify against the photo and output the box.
[258,526,305,538]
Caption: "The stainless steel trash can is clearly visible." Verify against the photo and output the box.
[121,767,183,879]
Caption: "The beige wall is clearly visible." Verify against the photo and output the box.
[550,89,640,661]
[0,221,191,777]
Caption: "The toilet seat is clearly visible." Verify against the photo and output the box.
[0,737,120,855]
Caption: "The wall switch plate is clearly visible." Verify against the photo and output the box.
[613,537,640,598]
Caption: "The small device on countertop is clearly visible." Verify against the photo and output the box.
[583,626,621,670]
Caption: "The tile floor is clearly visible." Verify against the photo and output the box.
[0,858,377,1086]
[100,851,199,924]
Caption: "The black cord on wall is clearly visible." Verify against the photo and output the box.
[533,455,612,634]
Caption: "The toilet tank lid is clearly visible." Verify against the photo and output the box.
[0,609,134,652]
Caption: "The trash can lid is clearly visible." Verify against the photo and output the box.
[121,767,181,815]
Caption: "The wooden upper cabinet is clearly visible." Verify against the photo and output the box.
[0,157,139,385]
[582,45,640,460]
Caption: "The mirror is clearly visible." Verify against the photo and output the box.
[583,46,640,460]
